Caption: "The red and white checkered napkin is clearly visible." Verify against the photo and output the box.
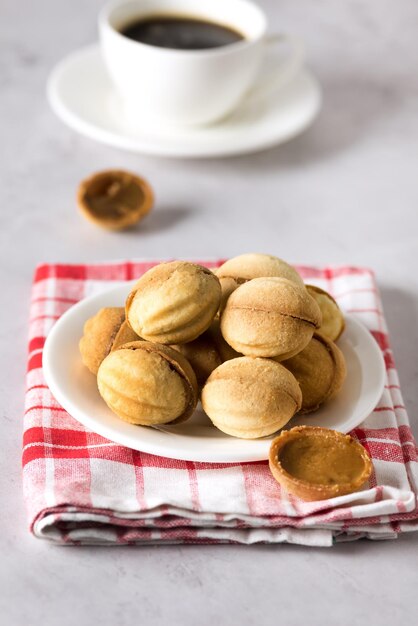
[23,261,418,546]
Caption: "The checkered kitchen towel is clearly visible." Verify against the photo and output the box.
[23,261,418,546]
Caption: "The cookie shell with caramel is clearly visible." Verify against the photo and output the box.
[281,332,346,413]
[306,285,345,341]
[97,341,198,426]
[269,426,372,501]
[77,169,154,231]
[201,357,302,439]
[126,261,221,344]
[220,277,322,359]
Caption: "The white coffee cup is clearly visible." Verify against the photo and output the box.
[99,0,304,127]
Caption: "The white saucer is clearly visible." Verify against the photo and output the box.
[47,44,322,158]
[43,282,386,463]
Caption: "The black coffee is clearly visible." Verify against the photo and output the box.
[120,15,244,50]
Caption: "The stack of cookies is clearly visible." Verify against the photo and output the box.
[80,254,347,438]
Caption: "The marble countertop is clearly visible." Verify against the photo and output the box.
[1,0,417,624]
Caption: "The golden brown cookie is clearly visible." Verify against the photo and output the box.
[126,261,221,344]
[217,276,241,317]
[171,320,240,389]
[97,341,198,426]
[281,333,346,413]
[216,253,304,285]
[220,277,321,359]
[216,253,304,313]
[77,169,154,230]
[306,285,345,341]
[79,307,127,375]
[269,426,372,501]
[201,357,302,438]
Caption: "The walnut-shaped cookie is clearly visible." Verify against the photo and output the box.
[97,341,198,426]
[306,285,345,341]
[216,253,304,314]
[126,261,221,344]
[281,332,346,413]
[220,277,321,359]
[201,357,302,439]
[79,307,139,375]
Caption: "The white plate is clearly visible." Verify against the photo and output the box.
[43,282,386,463]
[47,44,322,158]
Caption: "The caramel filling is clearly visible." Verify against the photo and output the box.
[84,174,144,222]
[279,436,366,485]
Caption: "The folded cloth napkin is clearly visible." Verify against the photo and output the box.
[23,261,418,546]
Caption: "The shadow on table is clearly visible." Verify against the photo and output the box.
[122,206,193,235]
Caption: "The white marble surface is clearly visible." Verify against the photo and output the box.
[1,0,418,624]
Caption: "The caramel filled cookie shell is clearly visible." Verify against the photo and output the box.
[216,253,304,314]
[77,169,154,231]
[269,426,372,501]
[306,285,345,341]
[201,357,302,439]
[216,253,304,285]
[282,332,346,413]
[97,341,198,426]
[126,261,221,344]
[79,307,126,375]
[220,277,321,359]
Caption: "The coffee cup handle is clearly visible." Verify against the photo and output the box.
[249,34,305,101]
